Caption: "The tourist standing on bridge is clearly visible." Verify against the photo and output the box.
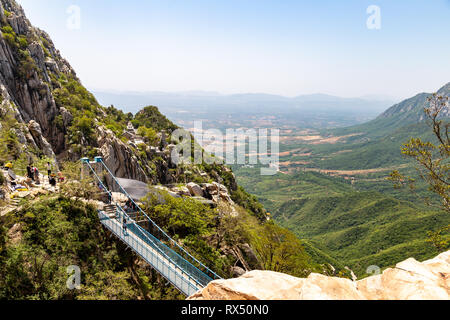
[123,217,128,236]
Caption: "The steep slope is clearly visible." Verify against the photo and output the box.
[333,82,449,139]
[235,169,450,277]
[0,0,138,176]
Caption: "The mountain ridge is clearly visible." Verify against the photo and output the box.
[333,82,450,139]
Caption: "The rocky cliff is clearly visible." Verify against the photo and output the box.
[189,250,450,300]
[0,0,243,191]
[0,0,163,183]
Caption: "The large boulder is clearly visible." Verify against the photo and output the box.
[187,182,203,197]
[97,127,148,183]
[357,251,450,300]
[188,271,364,300]
[27,120,57,160]
[189,251,450,300]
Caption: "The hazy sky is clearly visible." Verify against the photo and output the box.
[16,0,450,100]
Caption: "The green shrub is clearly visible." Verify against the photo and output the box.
[133,106,178,132]
[17,50,36,79]
[0,197,170,300]
[137,126,158,146]
[40,36,50,48]
[1,25,14,34]
[17,35,28,49]
[0,113,22,161]
[72,116,94,142]
[2,31,15,47]
[231,186,267,220]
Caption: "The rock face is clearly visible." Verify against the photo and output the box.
[0,0,243,194]
[0,0,161,183]
[27,120,56,160]
[188,251,450,300]
[0,0,72,154]
[97,126,148,182]
[187,182,203,197]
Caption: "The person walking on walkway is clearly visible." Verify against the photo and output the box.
[122,217,128,236]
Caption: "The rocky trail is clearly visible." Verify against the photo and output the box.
[0,168,59,216]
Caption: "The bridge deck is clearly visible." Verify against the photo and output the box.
[99,210,201,296]
[83,157,220,297]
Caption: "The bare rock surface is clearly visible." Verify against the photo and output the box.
[189,251,450,300]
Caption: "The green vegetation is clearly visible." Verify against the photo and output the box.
[0,190,321,300]
[137,126,158,146]
[141,191,320,279]
[235,168,450,277]
[1,22,37,80]
[390,94,450,213]
[247,221,314,277]
[238,169,450,276]
[389,93,450,253]
[0,109,44,173]
[103,105,133,137]
[142,192,228,275]
[51,73,132,156]
[0,197,183,299]
[0,111,22,163]
[230,186,268,221]
[233,86,450,278]
[133,106,178,132]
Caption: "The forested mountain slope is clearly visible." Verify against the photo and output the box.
[235,84,450,277]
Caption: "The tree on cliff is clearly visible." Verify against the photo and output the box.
[390,93,449,252]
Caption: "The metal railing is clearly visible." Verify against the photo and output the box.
[98,210,200,296]
[96,158,221,281]
[82,157,221,295]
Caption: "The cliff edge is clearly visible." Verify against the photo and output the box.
[188,250,450,300]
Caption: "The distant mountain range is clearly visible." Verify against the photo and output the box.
[93,90,396,116]
[93,90,398,131]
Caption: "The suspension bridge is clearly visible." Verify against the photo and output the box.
[81,157,221,297]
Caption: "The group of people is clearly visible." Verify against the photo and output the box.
[47,163,65,187]
[26,162,65,188]
[123,199,138,213]
[26,164,41,184]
